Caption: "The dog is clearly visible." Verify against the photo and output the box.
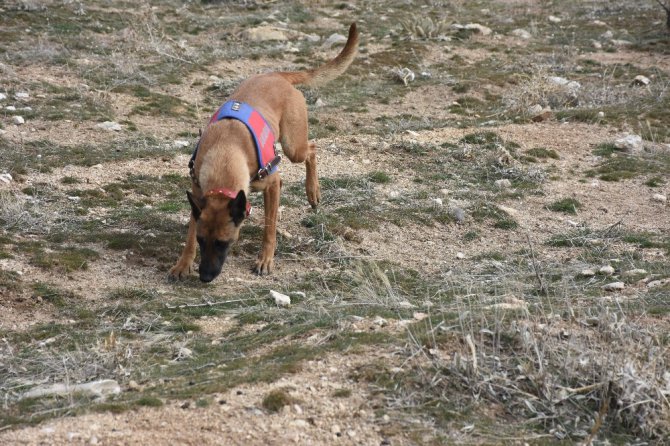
[169,23,359,283]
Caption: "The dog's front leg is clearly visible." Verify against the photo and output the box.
[254,174,280,275]
[169,216,197,280]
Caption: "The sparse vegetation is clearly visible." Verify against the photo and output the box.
[0,0,668,444]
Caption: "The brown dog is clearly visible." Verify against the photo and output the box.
[169,23,359,282]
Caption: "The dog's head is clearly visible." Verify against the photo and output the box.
[187,190,248,282]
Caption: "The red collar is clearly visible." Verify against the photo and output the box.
[205,188,251,217]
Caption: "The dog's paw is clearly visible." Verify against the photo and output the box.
[253,256,274,276]
[306,181,321,209]
[168,262,193,281]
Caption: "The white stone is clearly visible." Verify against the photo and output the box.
[5,105,16,111]
[511,29,531,39]
[0,93,6,101]
[0,173,12,184]
[173,140,190,148]
[242,26,288,42]
[622,269,647,277]
[527,104,543,116]
[652,194,667,204]
[592,40,602,49]
[13,116,25,125]
[23,379,121,400]
[599,265,615,276]
[431,198,443,206]
[373,316,388,327]
[597,111,605,118]
[613,134,643,153]
[647,279,670,288]
[413,312,428,321]
[94,121,122,131]
[270,290,291,307]
[322,33,347,49]
[580,269,596,277]
[304,34,320,43]
[611,39,632,46]
[632,75,650,86]
[548,15,562,23]
[494,179,512,189]
[592,20,607,26]
[464,23,492,35]
[602,30,614,40]
[176,347,193,360]
[601,281,624,291]
[15,92,30,100]
[456,252,465,260]
[314,98,325,107]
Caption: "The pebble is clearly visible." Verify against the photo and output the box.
[127,380,141,391]
[5,105,16,111]
[0,173,12,184]
[15,92,30,100]
[613,134,643,153]
[176,347,193,360]
[0,92,6,101]
[647,279,669,288]
[592,40,602,49]
[173,140,190,148]
[597,111,605,118]
[13,116,25,125]
[601,282,624,291]
[599,265,615,276]
[622,269,647,277]
[464,23,492,35]
[431,198,443,206]
[373,316,388,327]
[314,98,325,107]
[322,33,347,49]
[242,26,288,42]
[449,207,466,223]
[270,290,291,307]
[456,252,465,260]
[652,194,667,204]
[494,179,512,189]
[94,121,122,131]
[331,425,341,435]
[602,30,614,39]
[413,312,428,321]
[632,75,650,86]
[511,28,531,39]
[580,269,596,277]
[548,15,562,23]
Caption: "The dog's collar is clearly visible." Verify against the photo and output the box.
[205,188,252,217]
[189,101,282,188]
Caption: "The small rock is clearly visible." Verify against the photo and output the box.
[15,92,30,100]
[611,39,632,46]
[450,207,465,223]
[592,20,607,26]
[94,121,122,132]
[548,15,562,23]
[510,29,531,39]
[647,278,670,288]
[0,92,6,101]
[456,252,465,260]
[373,316,388,327]
[527,104,543,116]
[601,30,614,40]
[597,111,605,118]
[89,436,99,445]
[494,179,512,189]
[23,379,121,400]
[464,23,492,35]
[304,34,320,43]
[322,33,347,49]
[592,40,603,49]
[622,269,647,277]
[175,347,193,360]
[431,198,443,206]
[270,290,291,307]
[5,105,16,111]
[0,173,12,184]
[292,419,310,428]
[497,205,519,216]
[173,140,190,148]
[613,134,643,153]
[388,190,400,199]
[631,75,650,87]
[580,269,596,277]
[13,116,25,125]
[599,265,615,276]
[652,194,667,204]
[413,312,428,321]
[242,26,288,42]
[314,98,325,107]
[602,281,625,291]
[331,425,341,435]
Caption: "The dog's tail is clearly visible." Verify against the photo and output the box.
[278,23,359,87]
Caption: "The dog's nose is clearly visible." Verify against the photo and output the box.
[199,272,215,283]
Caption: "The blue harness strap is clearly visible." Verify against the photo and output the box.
[189,101,280,184]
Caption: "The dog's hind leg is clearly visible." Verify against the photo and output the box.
[169,216,197,280]
[279,94,320,208]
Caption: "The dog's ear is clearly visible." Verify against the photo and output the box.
[186,191,203,220]
[229,190,247,226]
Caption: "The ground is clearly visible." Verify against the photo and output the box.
[0,1,669,445]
